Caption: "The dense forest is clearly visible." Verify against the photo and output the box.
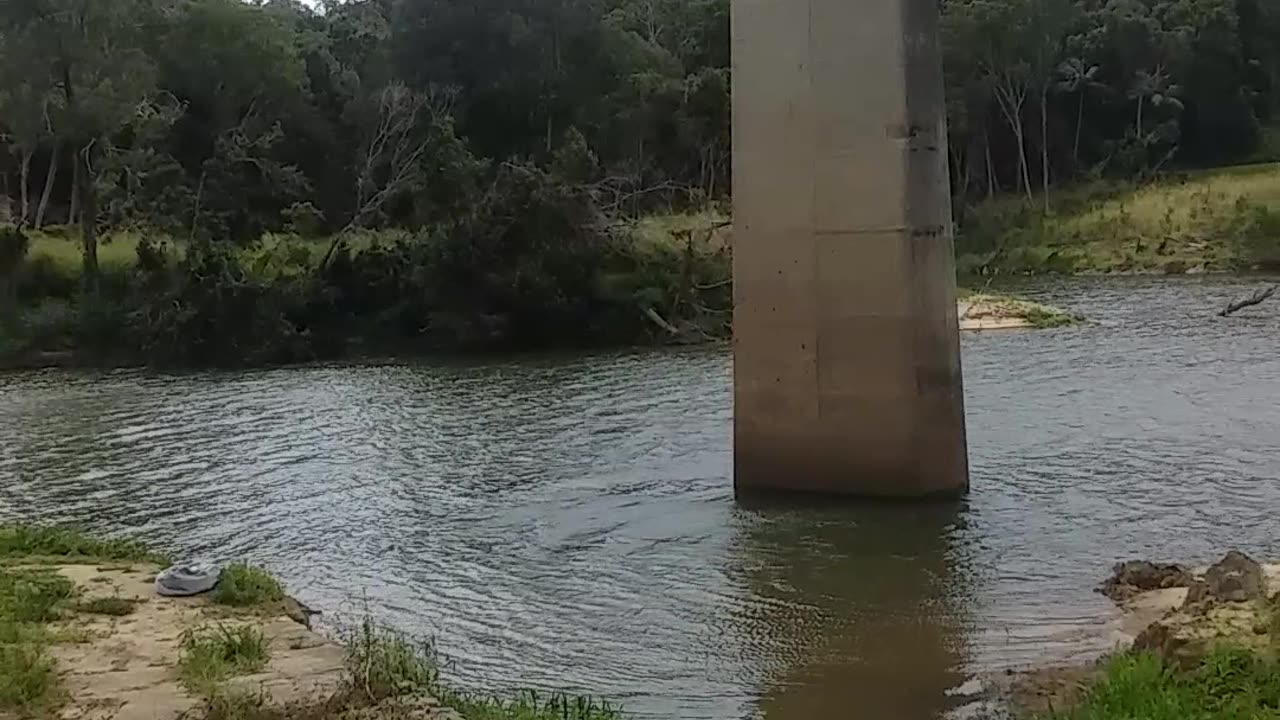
[0,0,1278,365]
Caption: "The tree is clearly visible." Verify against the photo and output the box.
[1055,57,1104,167]
[1,0,160,292]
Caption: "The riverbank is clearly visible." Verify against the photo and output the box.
[1008,552,1280,719]
[0,218,1077,369]
[957,163,1280,275]
[0,524,620,720]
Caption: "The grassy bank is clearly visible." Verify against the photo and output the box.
[1040,648,1280,719]
[0,523,623,720]
[958,163,1280,275]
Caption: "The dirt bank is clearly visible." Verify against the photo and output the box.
[959,293,1079,331]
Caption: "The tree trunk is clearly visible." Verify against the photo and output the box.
[1041,90,1050,213]
[985,134,997,198]
[1073,93,1084,165]
[68,157,80,226]
[76,144,99,294]
[19,149,32,223]
[1013,122,1032,202]
[35,139,60,229]
[1136,96,1145,138]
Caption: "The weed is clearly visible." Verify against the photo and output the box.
[179,624,271,695]
[213,563,284,608]
[78,596,139,617]
[342,617,438,702]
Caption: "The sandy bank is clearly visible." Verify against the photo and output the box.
[958,293,1078,332]
[38,563,347,720]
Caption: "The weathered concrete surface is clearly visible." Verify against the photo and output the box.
[731,0,968,496]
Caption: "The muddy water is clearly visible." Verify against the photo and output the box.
[4,277,1280,719]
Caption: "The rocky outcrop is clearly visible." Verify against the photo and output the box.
[1098,560,1194,602]
[1201,550,1266,603]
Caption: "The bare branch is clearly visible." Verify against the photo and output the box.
[1219,285,1278,317]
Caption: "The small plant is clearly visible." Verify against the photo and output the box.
[342,617,438,702]
[213,563,284,608]
[78,596,139,617]
[179,624,271,694]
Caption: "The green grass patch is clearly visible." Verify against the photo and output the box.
[0,523,167,564]
[0,567,76,714]
[1042,648,1280,719]
[0,641,58,713]
[77,596,140,617]
[213,563,285,608]
[179,624,271,695]
[0,568,76,623]
[959,163,1280,274]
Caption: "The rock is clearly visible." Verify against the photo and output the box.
[1132,619,1209,669]
[1182,580,1209,609]
[1099,560,1194,602]
[284,595,321,630]
[1186,264,1207,275]
[1203,550,1265,603]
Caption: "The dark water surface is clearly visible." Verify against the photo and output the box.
[4,277,1280,719]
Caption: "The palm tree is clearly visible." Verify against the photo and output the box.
[1129,65,1183,139]
[1055,57,1103,166]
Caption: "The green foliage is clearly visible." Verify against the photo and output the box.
[0,641,56,713]
[1042,648,1280,719]
[443,691,624,720]
[0,569,76,623]
[0,568,74,713]
[0,523,165,564]
[212,563,285,608]
[179,624,271,694]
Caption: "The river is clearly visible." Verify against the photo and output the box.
[3,276,1280,719]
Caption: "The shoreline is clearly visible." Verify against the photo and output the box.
[0,523,620,720]
[1003,552,1280,718]
[0,295,1080,372]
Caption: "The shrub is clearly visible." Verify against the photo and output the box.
[342,618,438,702]
[213,563,284,607]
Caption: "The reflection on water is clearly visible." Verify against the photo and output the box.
[732,499,971,719]
[5,277,1280,718]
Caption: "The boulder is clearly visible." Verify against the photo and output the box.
[1202,550,1266,603]
[1099,560,1193,602]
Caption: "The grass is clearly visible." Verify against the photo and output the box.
[959,163,1280,274]
[179,624,271,695]
[1040,647,1280,719]
[213,563,285,608]
[77,596,140,617]
[0,567,77,714]
[0,523,168,564]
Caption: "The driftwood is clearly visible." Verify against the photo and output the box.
[1219,284,1279,317]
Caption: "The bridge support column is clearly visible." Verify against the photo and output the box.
[731,0,968,497]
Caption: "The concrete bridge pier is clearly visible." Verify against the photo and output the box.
[731,0,969,497]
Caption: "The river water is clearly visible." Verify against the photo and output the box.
[3,277,1280,719]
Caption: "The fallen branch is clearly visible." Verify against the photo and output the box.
[643,307,679,334]
[1219,284,1278,317]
